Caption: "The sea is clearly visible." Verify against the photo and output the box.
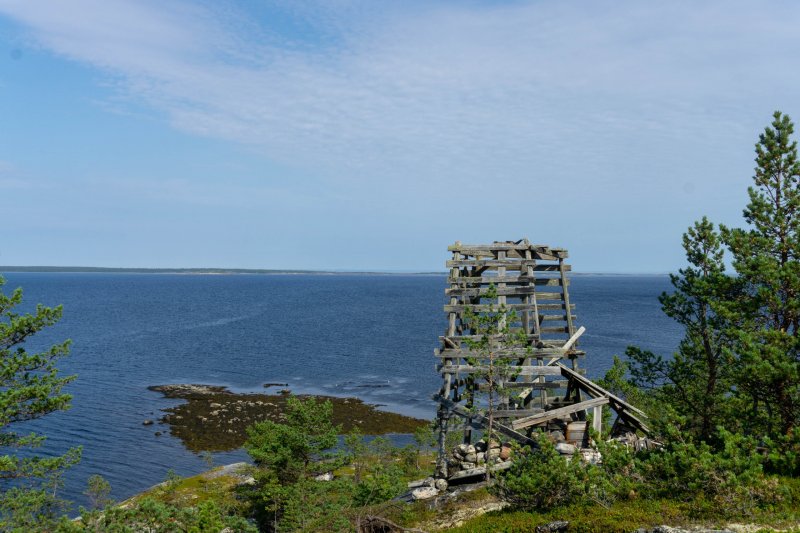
[0,272,682,507]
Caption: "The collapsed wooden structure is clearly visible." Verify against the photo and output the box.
[434,239,648,479]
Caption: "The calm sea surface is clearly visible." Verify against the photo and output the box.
[2,273,681,507]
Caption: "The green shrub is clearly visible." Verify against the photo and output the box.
[492,436,591,510]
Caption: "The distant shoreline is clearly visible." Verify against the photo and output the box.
[0,266,671,276]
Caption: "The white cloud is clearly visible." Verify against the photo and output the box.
[1,0,799,269]
[3,0,797,189]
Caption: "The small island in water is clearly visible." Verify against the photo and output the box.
[148,384,428,453]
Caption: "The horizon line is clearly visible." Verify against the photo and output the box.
[0,265,673,276]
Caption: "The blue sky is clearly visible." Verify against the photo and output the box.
[0,0,798,272]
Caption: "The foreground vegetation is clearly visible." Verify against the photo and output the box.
[4,111,800,531]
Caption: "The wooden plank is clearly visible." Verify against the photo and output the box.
[440,333,539,344]
[448,242,561,253]
[447,276,565,285]
[541,314,577,321]
[491,408,544,418]
[433,395,535,445]
[446,286,563,297]
[438,365,562,376]
[446,260,570,270]
[444,303,575,313]
[559,259,575,336]
[477,381,568,390]
[557,364,647,417]
[435,347,585,358]
[511,397,609,430]
[448,247,567,261]
[540,326,569,333]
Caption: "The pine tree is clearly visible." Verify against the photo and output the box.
[721,110,800,436]
[626,217,741,442]
[0,275,81,529]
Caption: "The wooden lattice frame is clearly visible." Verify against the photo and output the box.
[433,239,648,478]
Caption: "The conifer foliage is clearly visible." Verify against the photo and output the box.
[722,111,800,435]
[628,111,800,444]
[0,275,81,529]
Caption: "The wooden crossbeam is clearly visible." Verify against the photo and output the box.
[446,286,564,297]
[511,397,609,430]
[433,394,535,445]
[438,365,562,376]
[447,275,566,284]
[435,347,585,358]
[446,260,569,269]
[444,303,575,313]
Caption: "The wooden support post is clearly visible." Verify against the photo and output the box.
[592,405,603,434]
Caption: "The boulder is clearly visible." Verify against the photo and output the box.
[580,449,602,465]
[500,445,512,460]
[555,442,577,455]
[411,487,439,500]
[142,419,154,426]
[434,478,448,491]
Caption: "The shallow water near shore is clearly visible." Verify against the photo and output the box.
[2,272,681,507]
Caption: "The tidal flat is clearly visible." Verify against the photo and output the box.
[149,384,429,453]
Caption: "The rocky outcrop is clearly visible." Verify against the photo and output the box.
[445,439,513,478]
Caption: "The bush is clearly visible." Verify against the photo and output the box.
[492,436,592,510]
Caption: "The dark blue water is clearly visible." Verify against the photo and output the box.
[1,273,681,507]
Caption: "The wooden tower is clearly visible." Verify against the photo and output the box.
[433,239,648,479]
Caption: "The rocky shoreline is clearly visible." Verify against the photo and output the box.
[148,384,429,452]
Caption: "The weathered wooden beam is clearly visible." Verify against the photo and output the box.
[557,364,647,417]
[446,260,570,269]
[444,303,575,313]
[490,407,544,418]
[439,333,539,344]
[433,394,535,445]
[435,347,585,358]
[540,326,570,333]
[438,365,562,376]
[446,286,565,297]
[447,276,567,286]
[477,380,568,390]
[511,397,609,430]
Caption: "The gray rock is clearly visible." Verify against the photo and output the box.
[555,442,577,455]
[314,472,333,481]
[464,452,477,463]
[142,419,154,426]
[407,477,434,489]
[434,478,448,491]
[411,486,439,500]
[535,521,569,533]
[580,449,602,465]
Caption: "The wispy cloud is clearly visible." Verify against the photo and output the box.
[2,0,799,269]
[3,0,797,189]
